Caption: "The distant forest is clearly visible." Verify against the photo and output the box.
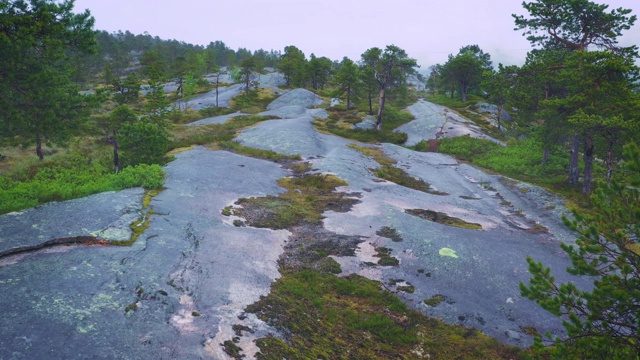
[74,30,282,87]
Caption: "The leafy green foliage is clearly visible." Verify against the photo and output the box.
[315,106,412,144]
[434,135,570,185]
[361,45,418,130]
[520,143,640,358]
[513,0,637,53]
[0,157,164,215]
[119,121,169,167]
[0,0,99,160]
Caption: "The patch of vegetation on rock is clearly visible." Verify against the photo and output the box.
[314,108,409,145]
[376,226,403,242]
[375,247,400,266]
[424,295,446,307]
[247,270,526,359]
[350,144,443,194]
[406,209,483,230]
[221,340,244,359]
[170,114,299,163]
[232,173,357,229]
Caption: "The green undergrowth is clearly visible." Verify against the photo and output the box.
[0,153,165,215]
[314,106,410,144]
[247,269,527,359]
[425,93,484,110]
[419,135,594,203]
[350,144,446,195]
[232,173,353,229]
[228,88,276,114]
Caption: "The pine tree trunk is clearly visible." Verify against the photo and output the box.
[582,134,594,194]
[606,138,614,184]
[542,147,550,166]
[36,134,44,161]
[215,75,219,107]
[368,93,373,115]
[109,131,120,173]
[346,85,351,109]
[376,87,386,131]
[568,134,580,186]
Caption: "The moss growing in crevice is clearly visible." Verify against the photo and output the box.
[113,188,163,246]
[349,144,447,195]
[406,209,483,230]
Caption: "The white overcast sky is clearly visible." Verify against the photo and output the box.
[73,0,640,69]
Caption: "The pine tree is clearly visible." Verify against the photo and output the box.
[521,142,640,358]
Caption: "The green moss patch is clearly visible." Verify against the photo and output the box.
[406,209,483,230]
[232,173,357,229]
[424,295,446,307]
[375,247,400,266]
[349,144,445,195]
[376,226,403,242]
[247,270,525,359]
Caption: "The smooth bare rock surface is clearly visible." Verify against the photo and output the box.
[184,83,245,110]
[0,188,144,254]
[0,149,289,359]
[185,111,247,126]
[265,88,324,110]
[395,98,504,146]
[1,85,586,358]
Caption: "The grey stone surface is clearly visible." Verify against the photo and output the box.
[475,101,513,123]
[394,98,504,146]
[265,88,324,110]
[1,87,586,357]
[183,83,244,110]
[0,188,144,254]
[0,149,289,359]
[352,115,377,130]
[185,111,247,126]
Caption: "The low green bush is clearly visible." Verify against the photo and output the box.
[0,161,164,215]
[434,135,573,186]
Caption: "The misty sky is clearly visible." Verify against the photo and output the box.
[73,0,640,69]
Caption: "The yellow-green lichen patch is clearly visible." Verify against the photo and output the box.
[232,173,355,229]
[439,248,459,258]
[113,188,162,246]
[221,206,233,216]
[406,209,483,230]
[423,295,446,307]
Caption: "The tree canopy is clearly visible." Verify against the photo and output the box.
[0,0,98,160]
[513,0,638,54]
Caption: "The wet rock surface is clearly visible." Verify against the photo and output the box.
[1,86,585,358]
[395,98,504,146]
